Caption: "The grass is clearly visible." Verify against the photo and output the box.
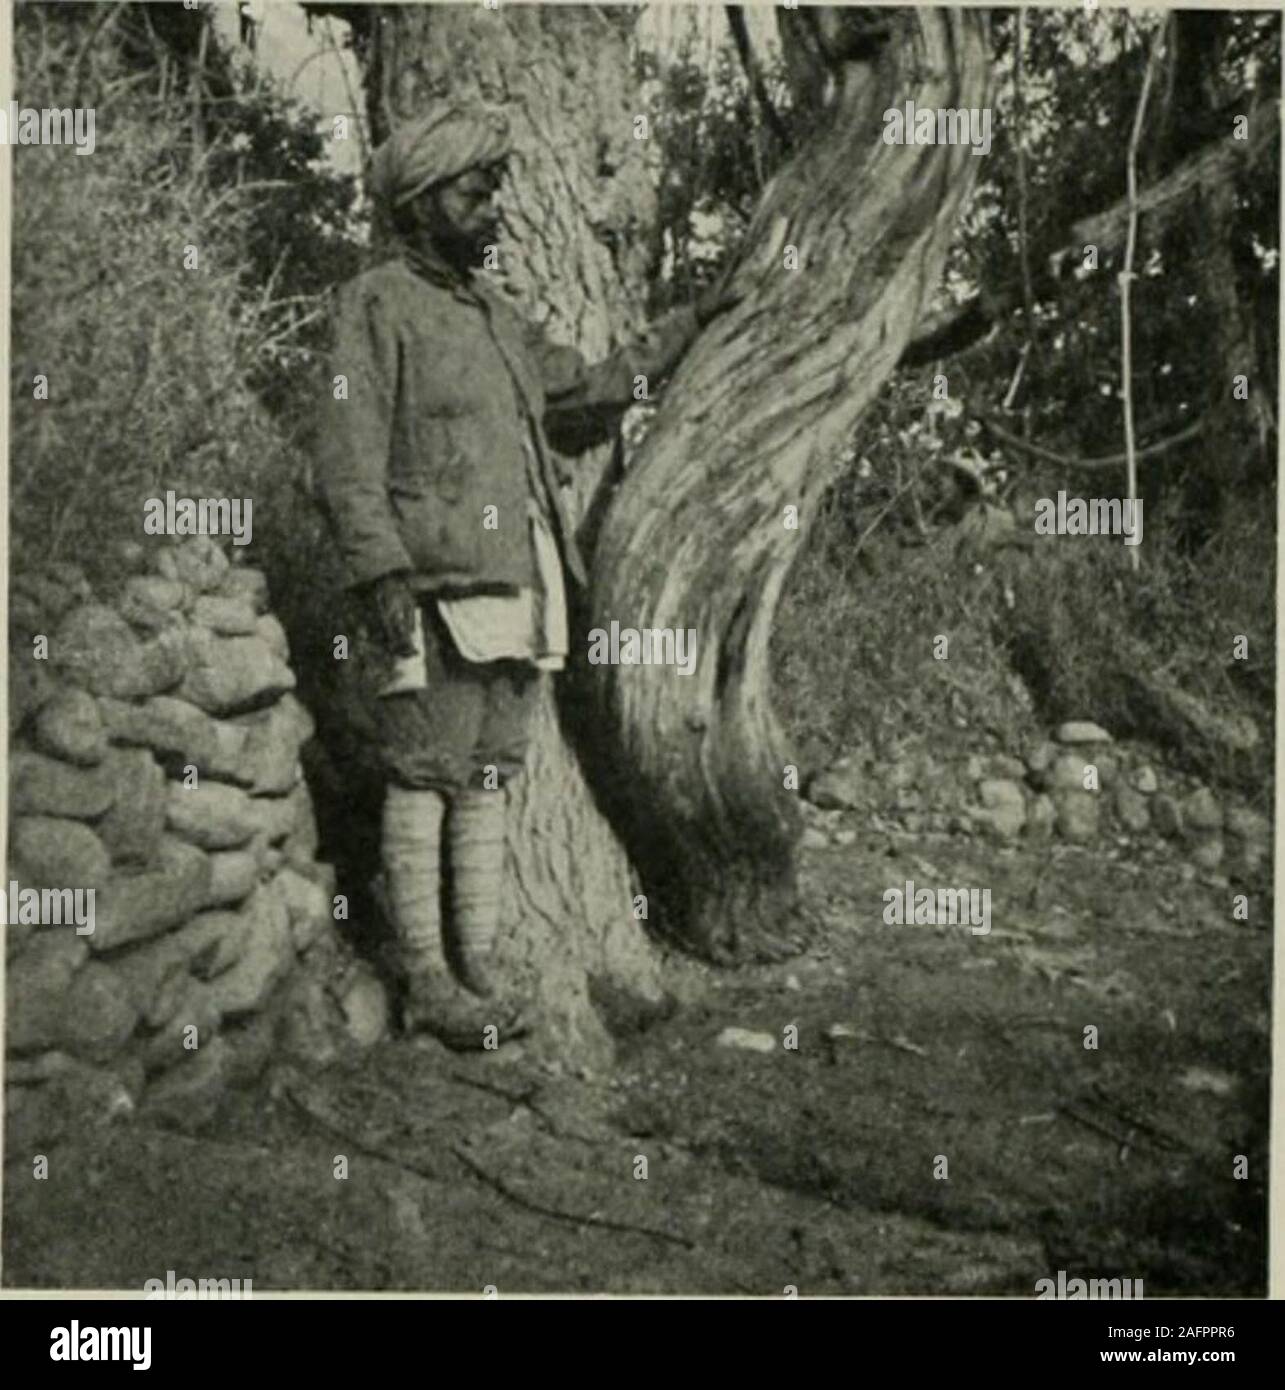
[774,458,1275,810]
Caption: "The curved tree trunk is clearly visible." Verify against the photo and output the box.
[590,7,991,958]
[327,4,990,1035]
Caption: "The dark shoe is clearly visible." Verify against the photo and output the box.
[402,973,528,1050]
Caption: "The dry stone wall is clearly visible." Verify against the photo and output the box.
[803,721,1270,884]
[6,537,382,1138]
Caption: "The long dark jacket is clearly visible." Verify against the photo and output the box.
[315,240,699,596]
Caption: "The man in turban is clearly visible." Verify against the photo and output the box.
[316,98,738,1050]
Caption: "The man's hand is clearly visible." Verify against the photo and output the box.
[694,277,745,328]
[367,572,419,658]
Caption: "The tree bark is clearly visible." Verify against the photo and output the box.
[589,7,991,958]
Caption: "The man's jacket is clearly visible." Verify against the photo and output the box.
[315,241,699,596]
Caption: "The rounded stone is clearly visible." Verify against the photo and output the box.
[1114,786,1150,834]
[33,689,107,766]
[1182,787,1222,835]
[339,966,390,1048]
[1151,794,1183,837]
[1133,765,1159,795]
[1050,752,1096,791]
[977,779,1026,839]
[1054,789,1099,842]
[10,816,111,886]
[1025,793,1056,841]
[806,768,861,812]
[1056,721,1113,745]
[1191,837,1224,871]
[64,963,140,1063]
[1225,806,1269,843]
[170,537,231,594]
[10,750,115,820]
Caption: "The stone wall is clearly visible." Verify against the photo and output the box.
[5,538,383,1140]
[804,720,1271,883]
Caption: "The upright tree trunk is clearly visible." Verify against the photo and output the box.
[327,4,990,1040]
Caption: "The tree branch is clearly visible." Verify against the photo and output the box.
[899,289,1009,366]
[1120,21,1168,572]
[1050,96,1278,274]
[1014,10,1038,363]
[975,409,1207,471]
[70,0,126,107]
[724,5,788,148]
[901,95,1279,371]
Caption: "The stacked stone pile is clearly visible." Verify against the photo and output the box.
[6,538,381,1137]
[804,720,1270,881]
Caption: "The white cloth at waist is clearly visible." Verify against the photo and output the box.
[436,502,569,671]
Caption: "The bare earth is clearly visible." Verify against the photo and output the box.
[3,828,1269,1296]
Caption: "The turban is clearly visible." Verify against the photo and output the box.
[367,100,513,209]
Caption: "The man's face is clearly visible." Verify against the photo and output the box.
[408,160,506,268]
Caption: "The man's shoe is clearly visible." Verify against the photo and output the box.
[402,972,528,1050]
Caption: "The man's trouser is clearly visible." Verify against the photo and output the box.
[377,601,539,1003]
[376,601,539,794]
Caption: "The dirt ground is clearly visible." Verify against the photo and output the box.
[2,824,1270,1296]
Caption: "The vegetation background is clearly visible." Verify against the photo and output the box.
[9,2,1278,808]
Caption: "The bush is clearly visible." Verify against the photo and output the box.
[8,5,359,590]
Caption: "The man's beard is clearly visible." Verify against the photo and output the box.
[439,221,499,274]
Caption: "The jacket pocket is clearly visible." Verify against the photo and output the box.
[387,481,429,547]
[390,416,468,504]
[426,417,470,504]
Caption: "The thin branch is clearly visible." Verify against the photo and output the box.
[1051,95,1278,274]
[906,94,1279,373]
[899,289,1006,366]
[724,5,789,148]
[191,6,210,160]
[449,1142,697,1251]
[322,14,371,173]
[281,1084,695,1252]
[1121,22,1168,572]
[1001,342,1030,411]
[203,178,294,219]
[1013,9,1038,370]
[70,0,125,107]
[252,308,325,357]
[975,409,1206,471]
[850,471,924,562]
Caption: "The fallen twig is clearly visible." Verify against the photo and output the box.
[1058,1104,1133,1149]
[284,1085,696,1252]
[1088,1084,1191,1154]
[449,1140,697,1251]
